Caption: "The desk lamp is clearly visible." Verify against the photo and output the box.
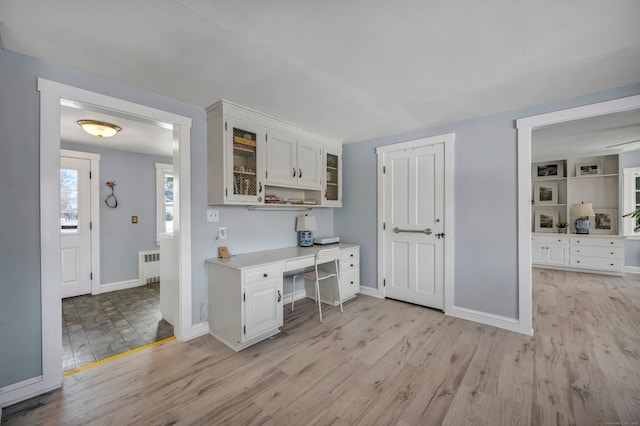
[296,215,317,247]
[571,202,595,234]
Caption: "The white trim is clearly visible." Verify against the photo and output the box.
[99,279,143,293]
[622,167,640,236]
[375,133,455,311]
[358,285,382,298]
[517,94,640,338]
[0,376,58,409]
[447,306,533,336]
[155,162,173,244]
[60,149,101,295]
[189,321,210,339]
[10,78,194,408]
[624,266,640,274]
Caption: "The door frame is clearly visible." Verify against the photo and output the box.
[376,133,455,313]
[516,94,640,337]
[36,78,193,397]
[60,149,101,296]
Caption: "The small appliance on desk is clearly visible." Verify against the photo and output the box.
[313,236,340,245]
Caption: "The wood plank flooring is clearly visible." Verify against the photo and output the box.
[3,268,640,425]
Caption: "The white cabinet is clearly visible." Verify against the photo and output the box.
[207,100,342,207]
[207,262,284,351]
[531,235,569,266]
[532,233,624,275]
[265,132,322,189]
[309,246,360,305]
[322,145,342,207]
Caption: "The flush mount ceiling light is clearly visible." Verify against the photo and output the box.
[77,120,121,138]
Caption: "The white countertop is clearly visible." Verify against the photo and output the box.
[206,243,358,270]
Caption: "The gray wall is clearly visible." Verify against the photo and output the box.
[621,151,640,267]
[61,142,172,284]
[335,83,640,320]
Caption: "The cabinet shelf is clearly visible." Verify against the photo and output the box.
[326,166,337,171]
[570,173,618,179]
[531,176,567,182]
[326,182,338,186]
[233,170,256,176]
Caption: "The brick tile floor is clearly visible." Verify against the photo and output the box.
[62,283,173,372]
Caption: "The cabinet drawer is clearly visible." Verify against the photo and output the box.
[341,247,359,262]
[244,263,284,285]
[341,259,359,273]
[341,270,359,298]
[570,237,623,247]
[531,235,569,245]
[570,246,623,258]
[570,256,622,271]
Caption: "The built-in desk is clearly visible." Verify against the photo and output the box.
[206,243,360,351]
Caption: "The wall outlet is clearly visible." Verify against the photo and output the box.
[218,227,227,240]
[207,208,219,222]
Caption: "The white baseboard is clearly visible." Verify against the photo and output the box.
[99,279,142,293]
[446,306,533,336]
[624,266,640,274]
[359,285,382,298]
[0,376,58,409]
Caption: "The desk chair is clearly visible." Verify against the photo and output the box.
[293,247,343,323]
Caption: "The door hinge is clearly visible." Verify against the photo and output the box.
[243,292,245,302]
[90,221,92,230]
[383,222,386,230]
[266,133,268,142]
[89,171,92,179]
[383,278,386,287]
[90,273,93,280]
[383,166,386,174]
[243,325,246,335]
[226,188,228,197]
[266,171,268,179]
[225,121,227,131]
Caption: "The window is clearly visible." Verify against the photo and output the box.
[156,163,174,243]
[60,168,79,233]
[623,167,640,236]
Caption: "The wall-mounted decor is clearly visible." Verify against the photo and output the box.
[534,208,559,233]
[592,209,617,234]
[575,162,601,177]
[535,161,563,178]
[533,181,558,205]
[105,181,118,208]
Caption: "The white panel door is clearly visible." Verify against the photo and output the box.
[296,140,322,189]
[382,142,445,309]
[265,130,296,186]
[60,156,92,298]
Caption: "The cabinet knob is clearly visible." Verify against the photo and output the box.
[263,273,268,278]
[577,260,580,263]
[610,252,614,255]
[558,239,561,242]
[577,241,580,243]
[577,250,580,253]
[350,254,354,257]
[350,264,354,267]
[350,281,354,285]
[610,263,614,266]
[610,242,614,245]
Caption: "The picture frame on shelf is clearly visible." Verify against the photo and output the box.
[534,208,559,233]
[575,162,601,177]
[533,181,558,205]
[534,161,563,178]
[592,209,617,234]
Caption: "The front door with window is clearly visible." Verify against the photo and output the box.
[60,156,92,298]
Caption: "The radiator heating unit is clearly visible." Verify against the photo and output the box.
[139,250,160,284]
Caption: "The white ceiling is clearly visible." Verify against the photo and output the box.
[60,102,173,157]
[1,1,639,142]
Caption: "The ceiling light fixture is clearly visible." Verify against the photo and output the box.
[77,120,121,138]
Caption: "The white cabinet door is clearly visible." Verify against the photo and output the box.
[266,131,296,186]
[296,140,322,189]
[548,246,568,265]
[244,278,283,341]
[323,146,342,207]
[532,243,546,263]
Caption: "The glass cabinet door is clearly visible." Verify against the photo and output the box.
[227,120,263,203]
[324,147,341,206]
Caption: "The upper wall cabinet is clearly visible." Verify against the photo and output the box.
[207,100,343,207]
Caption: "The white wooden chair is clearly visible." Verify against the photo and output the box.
[299,247,343,322]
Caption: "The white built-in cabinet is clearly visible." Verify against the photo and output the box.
[207,100,342,207]
[531,153,625,275]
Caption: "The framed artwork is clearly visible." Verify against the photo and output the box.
[533,181,558,205]
[576,162,601,177]
[535,161,564,178]
[534,209,559,233]
[592,209,617,234]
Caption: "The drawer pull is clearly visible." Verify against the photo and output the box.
[350,281,354,285]
[263,273,268,278]
[350,264,354,267]
[577,250,580,253]
[610,263,614,266]
[610,242,614,245]
[350,254,354,257]
[610,252,614,255]
[576,260,580,263]
[277,290,282,302]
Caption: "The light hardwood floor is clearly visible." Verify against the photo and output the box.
[3,268,640,425]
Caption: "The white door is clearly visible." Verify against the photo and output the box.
[381,141,445,309]
[60,156,92,298]
[296,140,322,189]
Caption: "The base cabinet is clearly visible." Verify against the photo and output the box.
[207,262,284,351]
[532,234,624,275]
[306,246,360,305]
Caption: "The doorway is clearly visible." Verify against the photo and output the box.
[38,78,193,394]
[376,133,455,311]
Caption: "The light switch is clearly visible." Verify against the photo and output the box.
[207,208,219,222]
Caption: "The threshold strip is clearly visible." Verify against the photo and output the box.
[64,336,176,377]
